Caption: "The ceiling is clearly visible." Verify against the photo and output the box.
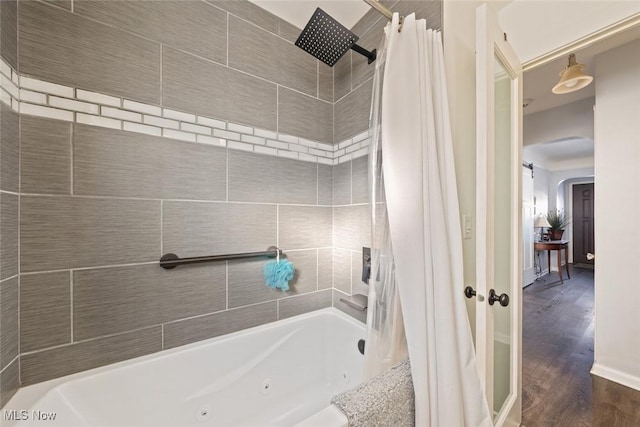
[248,0,370,30]
[525,138,594,163]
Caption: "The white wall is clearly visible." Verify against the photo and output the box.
[499,0,640,63]
[549,168,595,211]
[592,38,640,391]
[524,97,594,146]
[443,0,483,336]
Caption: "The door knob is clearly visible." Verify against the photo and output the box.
[488,289,509,307]
[464,286,476,299]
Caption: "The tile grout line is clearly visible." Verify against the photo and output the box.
[226,12,229,67]
[70,122,74,195]
[0,356,19,375]
[159,45,163,108]
[20,325,162,356]
[160,200,164,257]
[17,192,341,208]
[17,80,23,383]
[225,261,229,310]
[21,261,159,277]
[225,145,229,202]
[316,60,319,99]
[276,204,280,249]
[349,159,353,204]
[70,271,74,342]
[0,274,19,283]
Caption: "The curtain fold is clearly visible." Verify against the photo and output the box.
[373,13,492,426]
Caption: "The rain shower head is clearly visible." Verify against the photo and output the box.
[295,8,376,67]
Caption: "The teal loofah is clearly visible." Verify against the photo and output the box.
[264,259,295,291]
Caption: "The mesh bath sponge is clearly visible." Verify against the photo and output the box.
[264,259,295,291]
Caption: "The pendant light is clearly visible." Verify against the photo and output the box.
[552,53,593,94]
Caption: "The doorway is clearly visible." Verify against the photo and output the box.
[572,183,595,267]
[518,14,640,426]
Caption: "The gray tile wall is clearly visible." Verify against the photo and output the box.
[4,0,443,396]
[0,277,18,371]
[0,192,18,281]
[20,272,71,353]
[21,327,163,386]
[10,0,341,391]
[0,0,17,70]
[73,125,227,200]
[1,104,19,193]
[331,155,372,320]
[0,0,19,406]
[18,0,335,142]
[227,151,317,204]
[0,358,19,408]
[20,116,71,195]
[16,116,335,386]
[19,1,162,104]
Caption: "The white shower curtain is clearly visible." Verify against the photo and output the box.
[377,13,492,426]
[362,30,408,381]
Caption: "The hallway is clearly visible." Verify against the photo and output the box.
[522,267,640,426]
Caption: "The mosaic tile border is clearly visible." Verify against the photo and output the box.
[0,59,369,165]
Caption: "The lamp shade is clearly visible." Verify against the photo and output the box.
[552,54,593,94]
[534,215,551,228]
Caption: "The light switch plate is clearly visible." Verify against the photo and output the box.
[463,214,472,239]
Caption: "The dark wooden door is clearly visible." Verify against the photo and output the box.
[573,183,595,265]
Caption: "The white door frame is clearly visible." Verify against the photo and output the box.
[475,4,523,425]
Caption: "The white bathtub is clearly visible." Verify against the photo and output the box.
[3,308,364,427]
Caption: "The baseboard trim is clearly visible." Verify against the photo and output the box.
[591,363,640,392]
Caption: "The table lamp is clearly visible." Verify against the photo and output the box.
[534,214,551,241]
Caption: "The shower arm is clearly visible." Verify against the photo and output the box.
[351,43,377,64]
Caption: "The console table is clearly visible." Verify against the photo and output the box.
[534,240,570,284]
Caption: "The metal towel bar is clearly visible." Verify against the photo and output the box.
[160,246,282,270]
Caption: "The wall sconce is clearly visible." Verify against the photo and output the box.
[552,53,593,94]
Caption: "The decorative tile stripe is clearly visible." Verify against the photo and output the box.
[0,58,371,163]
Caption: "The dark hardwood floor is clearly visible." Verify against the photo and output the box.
[522,267,640,426]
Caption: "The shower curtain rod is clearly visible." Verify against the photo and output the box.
[363,0,404,29]
[159,246,282,269]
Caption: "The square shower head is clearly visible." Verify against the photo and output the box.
[295,8,359,67]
